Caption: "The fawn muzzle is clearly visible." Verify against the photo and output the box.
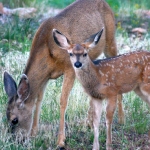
[74,61,82,68]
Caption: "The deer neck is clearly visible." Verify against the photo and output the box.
[75,60,100,89]
[24,46,51,105]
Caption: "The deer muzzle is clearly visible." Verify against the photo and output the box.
[74,61,82,68]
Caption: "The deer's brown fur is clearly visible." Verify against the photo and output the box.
[4,0,124,147]
[53,28,150,150]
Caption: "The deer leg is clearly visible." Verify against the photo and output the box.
[86,98,94,128]
[135,86,150,141]
[31,90,44,136]
[106,96,117,150]
[104,10,117,58]
[135,86,150,107]
[117,94,125,124]
[57,70,75,147]
[91,98,103,150]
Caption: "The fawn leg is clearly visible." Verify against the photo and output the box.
[132,85,150,143]
[92,99,103,150]
[135,86,150,141]
[134,86,150,108]
[86,99,94,128]
[117,94,125,124]
[104,16,125,125]
[57,70,75,147]
[106,96,117,150]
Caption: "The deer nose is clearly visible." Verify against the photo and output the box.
[74,62,82,68]
[11,118,18,125]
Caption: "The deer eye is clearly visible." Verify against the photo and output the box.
[83,53,87,57]
[69,53,73,57]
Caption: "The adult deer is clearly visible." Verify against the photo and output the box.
[3,0,124,148]
[53,28,150,150]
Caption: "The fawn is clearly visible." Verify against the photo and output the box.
[3,0,124,148]
[52,28,150,150]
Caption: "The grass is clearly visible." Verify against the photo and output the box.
[1,0,74,8]
[2,0,150,9]
[0,16,38,54]
[0,0,150,149]
[106,0,150,12]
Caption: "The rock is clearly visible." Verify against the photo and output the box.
[135,9,150,19]
[131,27,147,34]
[4,7,37,18]
[0,2,37,19]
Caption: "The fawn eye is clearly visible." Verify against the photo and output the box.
[69,53,73,57]
[83,53,87,57]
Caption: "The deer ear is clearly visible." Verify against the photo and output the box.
[17,74,30,102]
[4,71,17,99]
[85,27,104,49]
[52,29,71,49]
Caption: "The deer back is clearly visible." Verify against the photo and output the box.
[25,0,115,75]
[94,51,150,94]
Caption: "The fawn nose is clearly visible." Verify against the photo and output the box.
[74,62,82,68]
[11,118,18,125]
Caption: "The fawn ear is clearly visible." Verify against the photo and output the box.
[17,74,30,103]
[52,29,71,50]
[85,27,104,49]
[4,71,17,99]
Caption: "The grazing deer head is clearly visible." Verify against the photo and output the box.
[4,72,32,139]
[53,28,150,150]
